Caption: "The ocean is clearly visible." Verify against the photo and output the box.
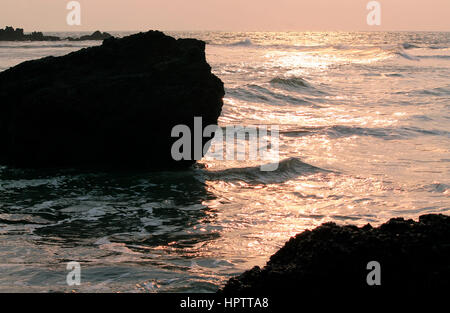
[0,31,449,292]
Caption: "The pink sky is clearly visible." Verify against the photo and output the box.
[1,0,449,31]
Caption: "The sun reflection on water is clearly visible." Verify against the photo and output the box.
[0,31,449,292]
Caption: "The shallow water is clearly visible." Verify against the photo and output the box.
[0,31,449,292]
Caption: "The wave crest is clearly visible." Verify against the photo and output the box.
[229,39,253,46]
[395,50,420,61]
[270,77,310,88]
[402,43,419,50]
[202,157,330,184]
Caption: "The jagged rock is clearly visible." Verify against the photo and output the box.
[0,26,60,41]
[0,31,224,169]
[220,214,450,294]
[67,31,113,41]
[0,27,111,41]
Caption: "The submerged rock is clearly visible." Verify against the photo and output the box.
[0,31,224,169]
[221,214,450,294]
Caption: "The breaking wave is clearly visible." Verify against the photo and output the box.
[229,39,253,46]
[270,77,310,88]
[402,43,420,50]
[202,157,330,184]
[395,50,420,61]
[226,85,318,107]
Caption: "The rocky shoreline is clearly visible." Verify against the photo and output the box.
[220,214,450,294]
[0,26,112,41]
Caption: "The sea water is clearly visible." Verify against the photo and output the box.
[0,31,449,292]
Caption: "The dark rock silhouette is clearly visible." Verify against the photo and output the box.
[0,26,112,41]
[0,26,60,41]
[221,214,450,294]
[67,31,113,41]
[0,31,224,169]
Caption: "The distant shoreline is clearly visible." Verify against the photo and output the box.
[0,26,112,42]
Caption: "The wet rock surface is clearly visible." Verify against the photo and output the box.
[0,30,224,169]
[221,214,450,293]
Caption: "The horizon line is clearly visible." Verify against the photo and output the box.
[10,28,450,34]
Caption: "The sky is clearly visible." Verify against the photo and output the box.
[0,0,449,32]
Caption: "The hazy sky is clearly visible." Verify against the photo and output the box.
[1,0,449,32]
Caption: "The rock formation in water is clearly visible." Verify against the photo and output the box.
[0,26,112,41]
[67,31,113,41]
[0,31,224,169]
[220,214,450,294]
[0,26,60,41]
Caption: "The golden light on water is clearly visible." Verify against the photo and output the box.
[194,33,450,276]
[264,46,394,75]
[1,30,449,292]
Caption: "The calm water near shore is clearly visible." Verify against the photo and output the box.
[0,31,449,292]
